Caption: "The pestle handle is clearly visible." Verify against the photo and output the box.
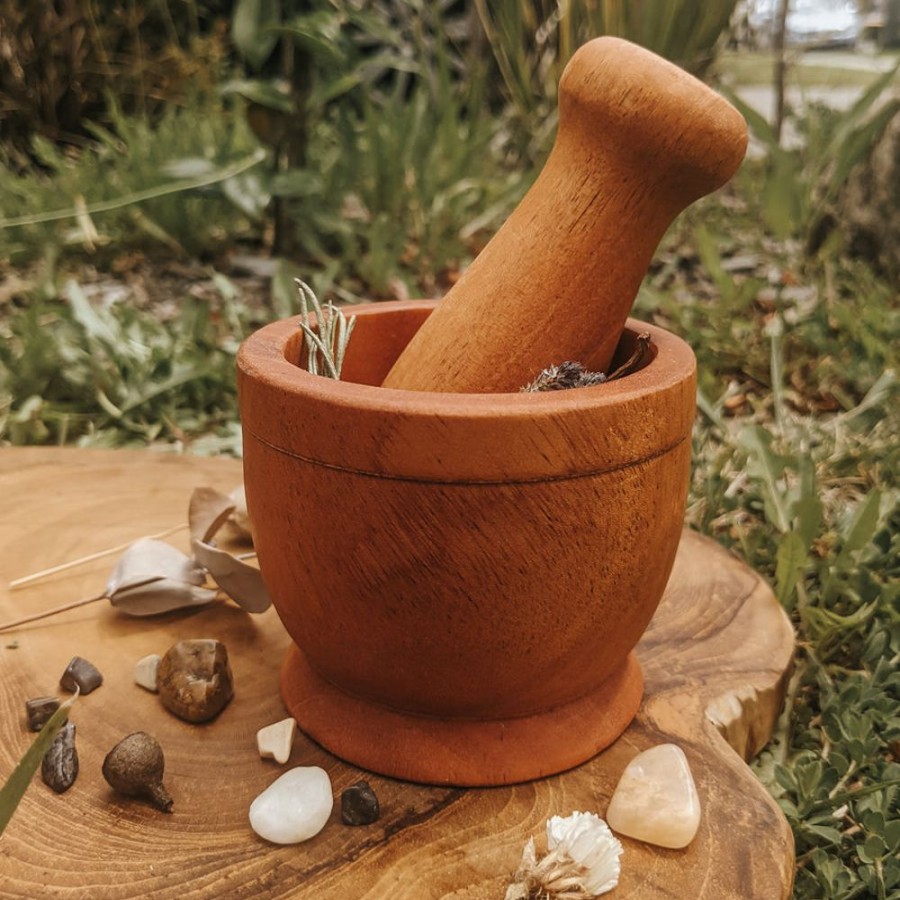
[382,37,748,393]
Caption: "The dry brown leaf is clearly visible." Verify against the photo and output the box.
[188,487,237,544]
[191,539,271,613]
[221,484,253,543]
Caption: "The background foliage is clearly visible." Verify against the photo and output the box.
[0,3,897,897]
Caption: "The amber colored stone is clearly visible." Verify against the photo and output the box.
[606,744,701,849]
[157,639,233,723]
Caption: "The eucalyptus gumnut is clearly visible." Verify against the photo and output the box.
[102,732,173,813]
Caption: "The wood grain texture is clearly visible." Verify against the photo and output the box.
[382,37,748,392]
[0,448,794,899]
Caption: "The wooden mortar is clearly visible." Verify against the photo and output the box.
[238,301,696,785]
[382,37,747,393]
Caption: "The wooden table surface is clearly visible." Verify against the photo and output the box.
[0,447,795,899]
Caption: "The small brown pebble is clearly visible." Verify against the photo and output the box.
[157,639,234,723]
[60,656,103,694]
[26,696,60,731]
[41,721,79,793]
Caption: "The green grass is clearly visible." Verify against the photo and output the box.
[637,172,899,899]
[0,275,267,453]
[0,93,263,265]
[718,48,900,87]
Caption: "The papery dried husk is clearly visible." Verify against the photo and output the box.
[188,487,237,544]
[106,539,217,615]
[191,539,270,613]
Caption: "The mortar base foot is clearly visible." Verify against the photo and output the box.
[280,647,643,786]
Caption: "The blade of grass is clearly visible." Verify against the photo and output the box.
[0,693,77,836]
[0,149,266,230]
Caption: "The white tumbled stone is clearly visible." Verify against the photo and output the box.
[257,717,297,765]
[606,743,701,849]
[133,653,161,692]
[249,766,333,844]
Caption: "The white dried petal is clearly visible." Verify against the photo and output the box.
[546,812,622,896]
[223,484,253,542]
[107,538,206,594]
[192,539,271,613]
[189,486,237,543]
[508,812,622,899]
[109,578,218,616]
[105,539,217,615]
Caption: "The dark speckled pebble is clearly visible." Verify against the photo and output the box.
[26,696,60,731]
[341,780,380,826]
[60,656,103,694]
[41,721,79,793]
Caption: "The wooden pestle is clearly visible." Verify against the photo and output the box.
[382,37,748,393]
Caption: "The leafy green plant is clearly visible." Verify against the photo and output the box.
[473,0,738,153]
[225,0,476,254]
[726,63,900,246]
[0,275,266,451]
[0,94,264,263]
[308,54,526,296]
[684,309,898,899]
[0,0,229,155]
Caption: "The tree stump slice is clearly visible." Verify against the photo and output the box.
[0,448,795,899]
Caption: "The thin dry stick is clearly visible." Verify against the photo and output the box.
[0,575,173,633]
[9,524,187,590]
[0,593,106,633]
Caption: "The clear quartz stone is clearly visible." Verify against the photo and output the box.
[606,743,701,849]
[249,766,333,844]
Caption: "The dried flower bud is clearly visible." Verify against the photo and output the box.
[506,811,622,899]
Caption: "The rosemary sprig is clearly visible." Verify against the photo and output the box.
[296,280,357,380]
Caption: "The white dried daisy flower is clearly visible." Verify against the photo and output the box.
[506,811,623,899]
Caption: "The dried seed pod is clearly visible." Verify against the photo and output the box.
[157,639,234,723]
[60,656,103,695]
[102,732,173,813]
[41,721,79,793]
[26,696,60,732]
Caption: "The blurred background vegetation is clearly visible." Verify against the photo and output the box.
[0,2,897,898]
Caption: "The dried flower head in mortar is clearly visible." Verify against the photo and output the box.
[522,333,651,392]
